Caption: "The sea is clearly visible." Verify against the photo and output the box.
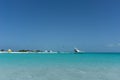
[0,52,120,80]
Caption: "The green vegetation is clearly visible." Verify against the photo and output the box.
[18,49,43,52]
[18,50,31,52]
[0,49,5,52]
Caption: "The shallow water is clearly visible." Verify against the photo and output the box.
[0,53,120,80]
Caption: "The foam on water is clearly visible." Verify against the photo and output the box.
[0,53,120,80]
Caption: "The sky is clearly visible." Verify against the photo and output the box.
[0,0,120,52]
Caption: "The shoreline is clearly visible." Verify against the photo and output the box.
[0,52,59,54]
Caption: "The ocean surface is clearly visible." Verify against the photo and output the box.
[0,52,120,80]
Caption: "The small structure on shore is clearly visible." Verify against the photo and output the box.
[8,49,12,53]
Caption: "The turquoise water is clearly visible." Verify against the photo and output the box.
[0,53,120,80]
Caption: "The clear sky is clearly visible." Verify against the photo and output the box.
[0,0,120,52]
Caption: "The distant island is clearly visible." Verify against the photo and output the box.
[0,48,83,53]
[0,49,55,53]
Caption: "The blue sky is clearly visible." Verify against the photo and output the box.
[0,0,120,52]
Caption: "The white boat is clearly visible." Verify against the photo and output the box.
[74,48,81,53]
